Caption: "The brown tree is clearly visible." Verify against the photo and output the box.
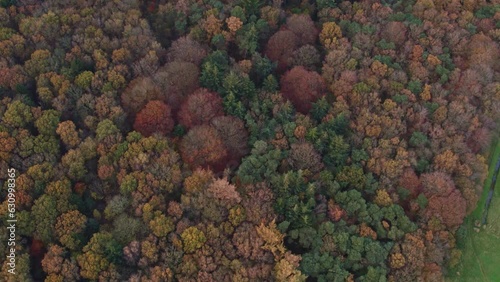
[381,21,407,46]
[280,66,326,113]
[265,30,298,72]
[120,77,162,116]
[153,61,200,112]
[420,171,455,198]
[210,116,249,165]
[180,125,228,170]
[41,244,81,281]
[288,142,324,174]
[285,14,318,46]
[167,36,208,66]
[426,189,466,229]
[399,168,421,198]
[56,120,80,149]
[133,100,174,137]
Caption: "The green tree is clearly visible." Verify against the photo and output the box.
[35,109,60,135]
[2,100,33,128]
[237,140,284,184]
[31,194,59,244]
[199,50,229,91]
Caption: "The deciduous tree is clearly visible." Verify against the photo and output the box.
[285,14,318,46]
[167,36,208,66]
[265,30,298,72]
[180,125,228,170]
[280,66,326,113]
[133,100,174,137]
[178,88,224,129]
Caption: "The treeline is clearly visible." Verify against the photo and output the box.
[0,0,499,281]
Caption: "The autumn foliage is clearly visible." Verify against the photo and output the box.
[180,125,228,170]
[177,88,224,129]
[133,100,174,136]
[265,30,298,72]
[280,66,326,113]
[1,0,498,281]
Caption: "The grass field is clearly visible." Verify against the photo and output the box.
[446,139,500,282]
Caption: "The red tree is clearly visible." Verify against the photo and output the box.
[133,100,174,137]
[178,88,224,129]
[399,168,421,198]
[280,66,326,113]
[180,125,228,171]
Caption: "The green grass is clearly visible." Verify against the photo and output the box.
[447,139,500,282]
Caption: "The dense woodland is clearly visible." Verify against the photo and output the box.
[0,0,499,281]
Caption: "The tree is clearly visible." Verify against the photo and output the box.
[467,33,499,68]
[24,49,53,77]
[120,77,162,116]
[103,195,130,220]
[199,50,230,91]
[55,210,87,250]
[265,30,298,72]
[210,116,249,165]
[133,100,174,137]
[178,88,224,129]
[420,172,455,198]
[153,61,200,112]
[232,222,268,262]
[288,45,321,71]
[207,178,241,207]
[35,109,60,136]
[374,189,393,207]
[77,232,118,280]
[31,195,60,244]
[336,165,366,190]
[237,141,283,184]
[180,125,228,170]
[426,189,466,229]
[420,172,466,228]
[399,168,421,198]
[56,120,80,148]
[2,100,33,128]
[319,22,342,49]
[0,131,16,162]
[42,244,81,281]
[149,212,174,237]
[380,21,407,46]
[61,149,87,180]
[241,182,276,225]
[181,227,206,253]
[288,142,324,174]
[280,66,326,114]
[236,22,259,57]
[167,36,207,66]
[285,14,318,46]
[432,149,459,174]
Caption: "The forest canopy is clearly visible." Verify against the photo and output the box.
[0,0,499,281]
